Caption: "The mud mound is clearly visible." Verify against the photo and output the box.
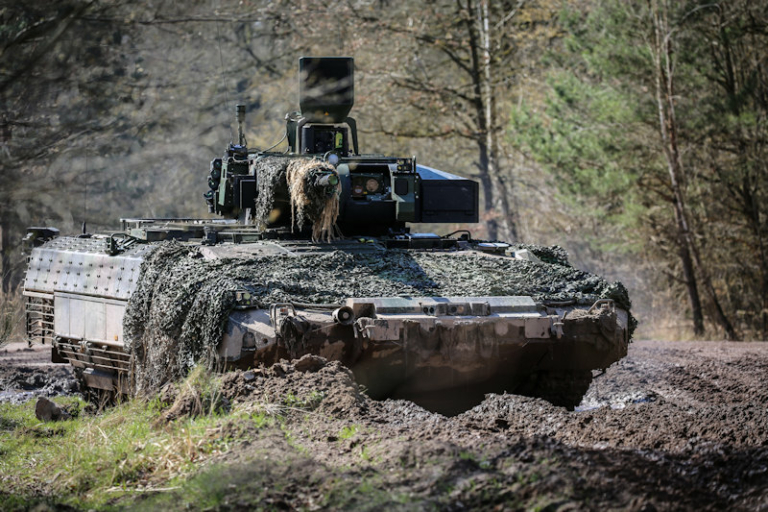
[154,356,363,422]
[188,341,768,511]
[459,393,768,452]
[457,341,768,454]
[661,353,768,406]
[162,385,231,423]
[220,356,367,416]
[363,398,444,427]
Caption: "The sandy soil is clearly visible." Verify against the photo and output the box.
[2,340,768,510]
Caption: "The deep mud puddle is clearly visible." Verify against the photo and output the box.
[0,342,78,405]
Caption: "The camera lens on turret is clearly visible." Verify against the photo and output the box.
[325,152,340,166]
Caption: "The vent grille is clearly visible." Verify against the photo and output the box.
[25,294,54,345]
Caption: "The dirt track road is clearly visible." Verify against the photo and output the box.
[2,339,768,510]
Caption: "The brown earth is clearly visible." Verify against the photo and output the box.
[183,340,768,511]
[2,340,768,510]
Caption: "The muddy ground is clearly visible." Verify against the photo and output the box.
[2,340,768,510]
[0,342,78,405]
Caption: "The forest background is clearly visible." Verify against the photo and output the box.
[1,0,766,341]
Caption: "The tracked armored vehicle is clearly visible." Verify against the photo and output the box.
[23,57,631,413]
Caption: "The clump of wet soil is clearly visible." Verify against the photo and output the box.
[219,355,367,416]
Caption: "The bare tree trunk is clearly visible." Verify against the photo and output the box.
[649,0,704,336]
[650,0,737,339]
[476,142,499,240]
[465,0,518,241]
[479,0,517,241]
[676,232,705,334]
[464,0,497,240]
[0,213,12,294]
[743,194,768,338]
[714,11,768,339]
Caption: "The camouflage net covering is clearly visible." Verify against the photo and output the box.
[251,156,286,228]
[123,243,240,395]
[123,241,634,394]
[285,159,339,242]
[512,244,570,266]
[251,156,340,241]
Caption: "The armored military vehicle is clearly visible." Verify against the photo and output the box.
[22,57,631,413]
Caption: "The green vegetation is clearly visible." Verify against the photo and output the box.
[0,397,202,508]
[513,0,768,339]
[0,368,275,510]
[0,393,411,511]
[339,424,358,440]
[282,390,325,410]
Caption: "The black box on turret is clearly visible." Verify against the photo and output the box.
[417,165,479,223]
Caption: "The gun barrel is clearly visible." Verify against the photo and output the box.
[314,173,339,188]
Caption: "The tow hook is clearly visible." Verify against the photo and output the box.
[270,303,311,356]
[588,299,615,314]
[551,315,565,339]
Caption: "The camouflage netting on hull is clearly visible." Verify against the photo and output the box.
[124,242,634,394]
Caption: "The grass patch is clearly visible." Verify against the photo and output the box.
[0,369,414,510]
[0,371,253,509]
[339,424,358,440]
[282,390,325,410]
[0,396,228,508]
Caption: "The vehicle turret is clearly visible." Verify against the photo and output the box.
[204,57,478,238]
